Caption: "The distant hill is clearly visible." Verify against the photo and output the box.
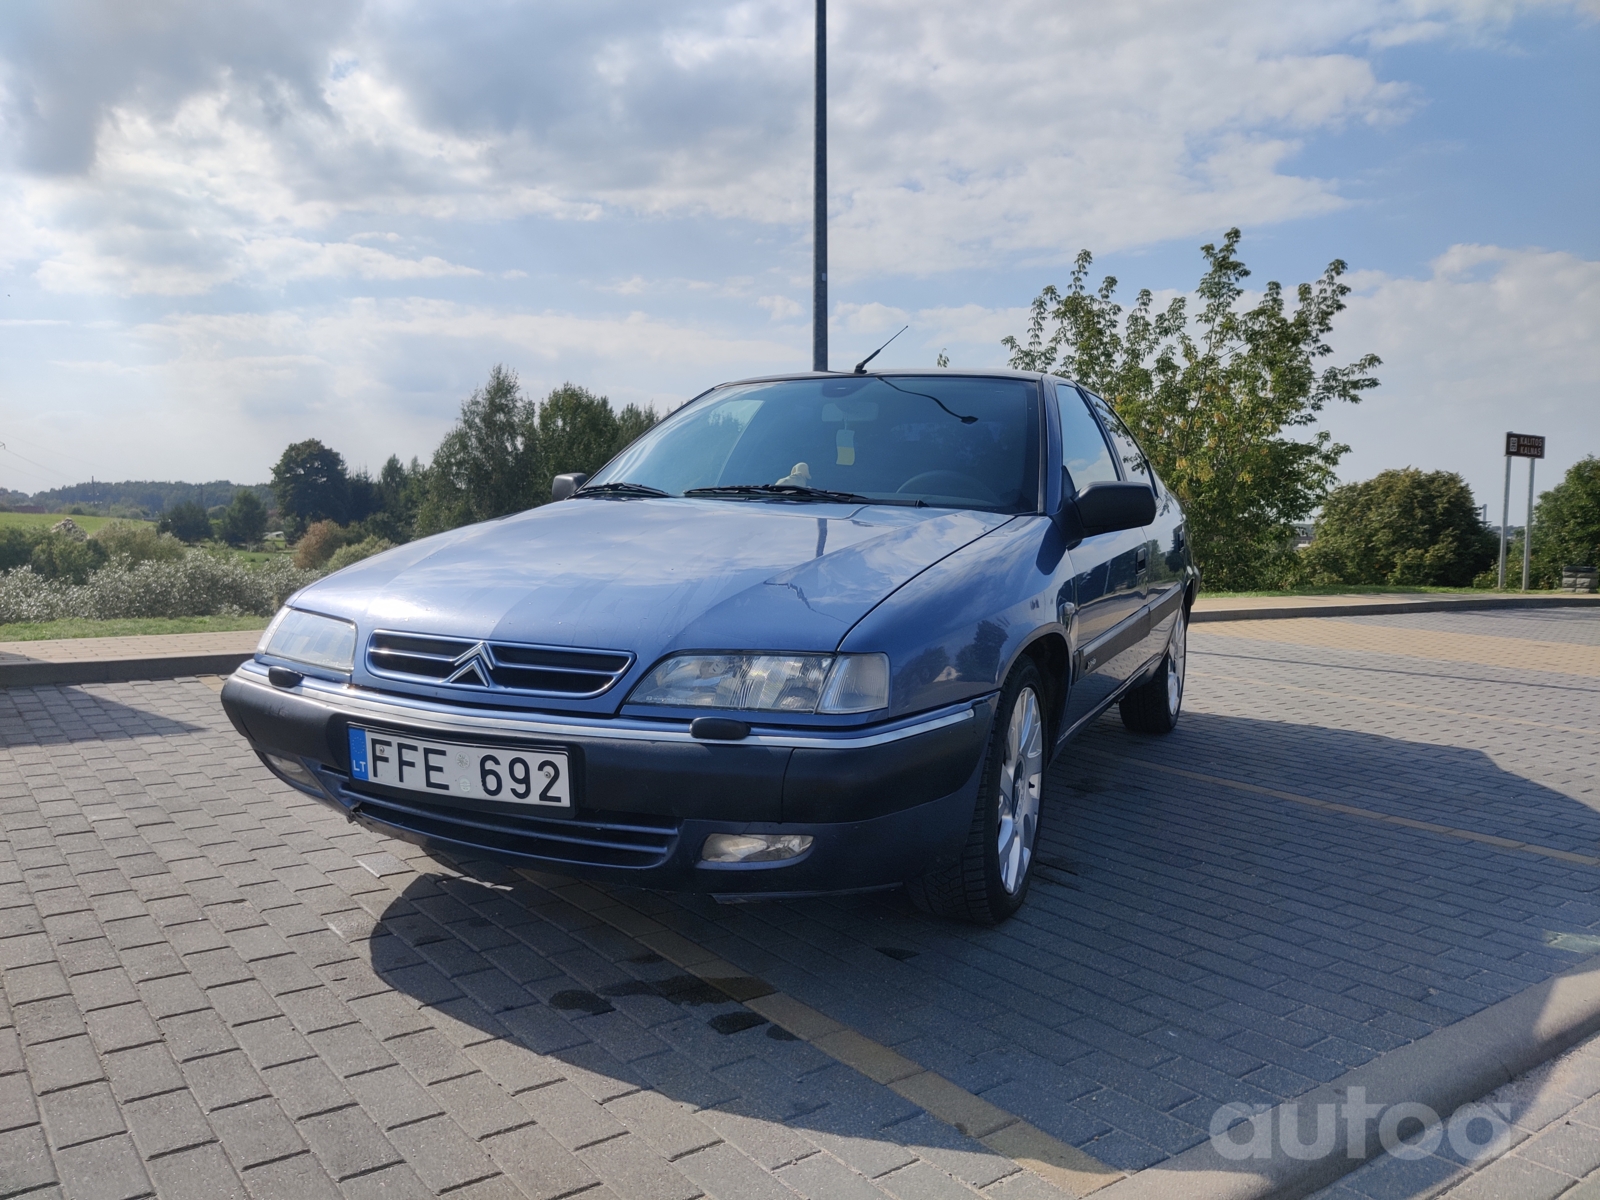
[9,480,274,519]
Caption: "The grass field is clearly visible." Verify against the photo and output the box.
[0,511,139,534]
[0,615,270,642]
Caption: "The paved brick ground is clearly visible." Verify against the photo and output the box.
[1313,1026,1600,1200]
[1,607,1598,1198]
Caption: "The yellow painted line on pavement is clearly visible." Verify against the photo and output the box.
[1198,618,1600,678]
[1186,669,1600,737]
[1079,752,1600,869]
[515,870,1125,1198]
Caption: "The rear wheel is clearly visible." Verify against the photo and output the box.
[907,660,1045,924]
[1119,608,1186,734]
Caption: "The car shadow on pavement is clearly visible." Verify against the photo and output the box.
[0,682,206,747]
[364,870,1029,1191]
[362,710,1600,1177]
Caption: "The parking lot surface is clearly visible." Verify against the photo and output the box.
[1,607,1597,1199]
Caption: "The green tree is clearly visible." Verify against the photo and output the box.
[359,455,426,544]
[416,365,536,535]
[159,500,214,544]
[531,384,658,504]
[219,490,268,546]
[416,367,659,536]
[1530,456,1600,587]
[271,439,350,538]
[1303,469,1496,587]
[1004,229,1380,590]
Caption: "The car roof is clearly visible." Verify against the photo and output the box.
[711,367,1073,389]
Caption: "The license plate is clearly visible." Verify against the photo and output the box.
[348,727,571,811]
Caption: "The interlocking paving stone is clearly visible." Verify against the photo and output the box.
[2,612,1598,1196]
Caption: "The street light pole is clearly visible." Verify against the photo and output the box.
[812,0,828,373]
[1498,454,1511,590]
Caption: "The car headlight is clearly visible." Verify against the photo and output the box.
[629,653,889,714]
[259,608,358,673]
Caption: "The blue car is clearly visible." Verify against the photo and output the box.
[221,370,1196,922]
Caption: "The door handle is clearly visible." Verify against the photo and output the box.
[1135,547,1149,572]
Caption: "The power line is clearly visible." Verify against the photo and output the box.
[0,443,74,485]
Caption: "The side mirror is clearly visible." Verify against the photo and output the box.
[551,472,588,501]
[1072,481,1156,536]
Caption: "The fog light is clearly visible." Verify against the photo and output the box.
[700,833,814,864]
[262,752,325,795]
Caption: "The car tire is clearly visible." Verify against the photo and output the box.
[907,659,1046,925]
[1118,607,1186,734]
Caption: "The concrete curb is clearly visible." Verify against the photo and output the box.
[1099,953,1600,1200]
[0,651,253,688]
[1190,594,1600,622]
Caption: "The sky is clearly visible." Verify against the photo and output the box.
[0,0,1596,514]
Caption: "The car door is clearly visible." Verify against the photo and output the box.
[1056,383,1152,733]
[1081,391,1174,664]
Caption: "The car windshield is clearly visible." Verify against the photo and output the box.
[585,376,1041,512]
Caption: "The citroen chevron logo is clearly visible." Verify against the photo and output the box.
[445,642,495,687]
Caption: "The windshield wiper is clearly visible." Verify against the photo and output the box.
[685,484,867,502]
[573,481,669,498]
[684,484,925,506]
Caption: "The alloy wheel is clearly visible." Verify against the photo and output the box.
[996,686,1044,895]
[1166,613,1186,716]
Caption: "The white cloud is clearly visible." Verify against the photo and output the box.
[834,302,908,334]
[0,0,1593,497]
[0,298,804,485]
[828,247,1600,507]
[756,294,802,321]
[4,0,1587,296]
[1324,244,1600,505]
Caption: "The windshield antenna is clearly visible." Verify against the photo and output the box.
[853,326,908,374]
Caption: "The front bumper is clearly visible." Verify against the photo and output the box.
[220,662,994,894]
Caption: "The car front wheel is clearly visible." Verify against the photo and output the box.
[907,659,1045,924]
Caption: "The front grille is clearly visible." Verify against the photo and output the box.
[345,787,678,869]
[368,632,633,698]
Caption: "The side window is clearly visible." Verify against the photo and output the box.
[1056,384,1119,493]
[1084,392,1152,488]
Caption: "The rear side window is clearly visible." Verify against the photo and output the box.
[1083,391,1152,487]
[1056,384,1119,493]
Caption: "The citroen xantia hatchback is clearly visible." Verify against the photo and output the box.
[222,371,1195,922]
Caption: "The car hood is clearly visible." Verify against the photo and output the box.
[297,497,1010,674]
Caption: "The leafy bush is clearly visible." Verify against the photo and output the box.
[293,520,355,569]
[91,521,187,565]
[0,554,321,624]
[0,527,41,572]
[30,532,108,584]
[326,537,395,573]
[1530,456,1600,587]
[1303,468,1496,587]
